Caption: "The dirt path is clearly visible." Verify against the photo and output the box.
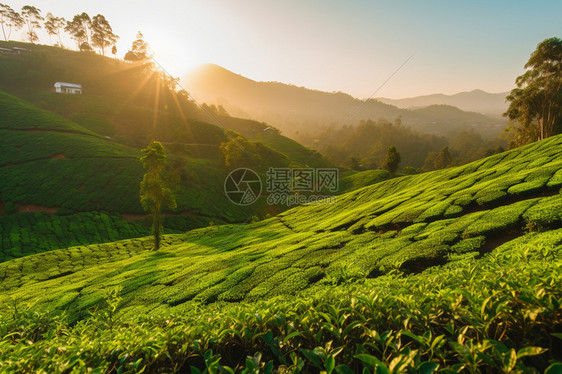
[0,128,95,136]
[16,204,59,215]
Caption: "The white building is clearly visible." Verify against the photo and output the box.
[54,82,82,94]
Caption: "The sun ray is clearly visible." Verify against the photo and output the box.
[152,73,161,136]
[108,67,154,114]
[170,90,195,142]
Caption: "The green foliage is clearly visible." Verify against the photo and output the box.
[3,201,17,214]
[504,37,562,145]
[140,141,177,250]
[383,145,401,174]
[433,146,452,169]
[0,134,561,371]
[220,135,289,170]
[338,170,391,193]
[0,90,96,134]
[0,212,153,262]
[319,119,445,169]
[0,90,296,256]
[0,243,560,373]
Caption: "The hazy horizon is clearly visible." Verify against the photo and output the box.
[186,63,512,101]
[4,0,561,99]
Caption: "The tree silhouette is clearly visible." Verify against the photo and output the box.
[21,5,42,43]
[140,141,176,250]
[124,31,150,62]
[65,12,91,49]
[505,37,562,145]
[44,12,65,46]
[383,146,401,174]
[91,14,119,56]
[0,4,23,41]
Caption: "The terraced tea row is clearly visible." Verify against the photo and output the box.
[0,212,152,262]
[1,236,560,373]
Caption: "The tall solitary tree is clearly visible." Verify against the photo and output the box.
[140,141,176,250]
[91,14,118,56]
[383,145,401,174]
[0,4,23,41]
[504,37,562,146]
[44,12,65,47]
[21,5,42,43]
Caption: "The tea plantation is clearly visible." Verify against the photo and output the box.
[0,135,561,372]
[1,90,346,261]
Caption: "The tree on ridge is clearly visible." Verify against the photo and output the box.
[504,37,562,146]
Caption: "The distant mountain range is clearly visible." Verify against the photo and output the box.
[377,89,510,117]
[183,64,508,143]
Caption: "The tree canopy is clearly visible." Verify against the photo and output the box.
[139,141,176,250]
[65,12,92,50]
[91,14,118,56]
[21,5,42,43]
[383,146,401,174]
[0,3,23,41]
[505,37,562,146]
[434,146,452,169]
[124,31,150,62]
[44,12,65,47]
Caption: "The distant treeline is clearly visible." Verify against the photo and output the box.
[316,119,505,171]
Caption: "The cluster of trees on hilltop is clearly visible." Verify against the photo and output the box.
[0,4,118,54]
[0,3,151,61]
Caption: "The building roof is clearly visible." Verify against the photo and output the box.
[54,82,82,88]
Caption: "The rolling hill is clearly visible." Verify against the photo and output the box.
[183,64,507,142]
[0,40,333,163]
[1,42,368,260]
[1,134,560,372]
[377,89,510,117]
[0,88,359,261]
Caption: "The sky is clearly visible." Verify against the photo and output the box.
[5,0,562,98]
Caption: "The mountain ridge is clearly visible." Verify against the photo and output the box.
[377,88,510,116]
[183,64,508,142]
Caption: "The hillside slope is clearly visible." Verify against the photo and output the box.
[1,136,561,373]
[0,41,334,166]
[2,135,561,318]
[0,91,282,260]
[0,43,356,259]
